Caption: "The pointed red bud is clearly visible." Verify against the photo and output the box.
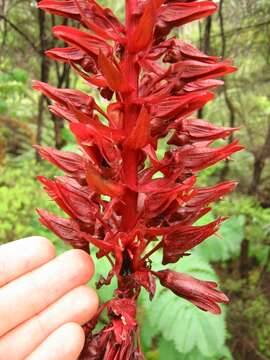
[155,269,229,314]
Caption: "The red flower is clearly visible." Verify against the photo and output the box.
[34,0,243,358]
[155,270,229,314]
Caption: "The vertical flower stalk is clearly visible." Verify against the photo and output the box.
[33,0,243,358]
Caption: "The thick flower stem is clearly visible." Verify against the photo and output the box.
[120,0,140,235]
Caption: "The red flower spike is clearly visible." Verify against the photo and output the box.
[155,270,229,314]
[34,0,242,358]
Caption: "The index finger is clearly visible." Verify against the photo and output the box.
[0,237,56,287]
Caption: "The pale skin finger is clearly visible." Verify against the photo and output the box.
[0,237,56,287]
[25,323,85,360]
[0,249,94,337]
[0,286,99,360]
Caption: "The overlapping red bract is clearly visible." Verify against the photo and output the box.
[34,0,243,358]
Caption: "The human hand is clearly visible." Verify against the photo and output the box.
[0,237,98,360]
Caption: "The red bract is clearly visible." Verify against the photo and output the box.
[34,0,243,358]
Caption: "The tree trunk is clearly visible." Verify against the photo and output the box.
[239,239,250,278]
[48,16,71,149]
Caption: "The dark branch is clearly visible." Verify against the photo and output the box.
[0,13,39,53]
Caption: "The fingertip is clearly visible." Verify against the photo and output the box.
[64,249,95,283]
[29,236,56,259]
[62,322,85,349]
[74,286,99,324]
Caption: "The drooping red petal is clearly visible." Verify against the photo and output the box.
[183,79,224,92]
[168,118,238,145]
[37,209,89,250]
[34,145,85,178]
[45,47,99,74]
[69,117,125,143]
[37,176,99,223]
[37,0,81,20]
[151,91,214,120]
[170,60,236,83]
[187,181,237,208]
[73,0,125,41]
[178,140,244,173]
[52,25,112,57]
[32,80,96,113]
[155,1,218,41]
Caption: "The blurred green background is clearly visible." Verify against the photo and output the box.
[0,0,270,359]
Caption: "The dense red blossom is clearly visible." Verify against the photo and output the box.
[34,0,243,358]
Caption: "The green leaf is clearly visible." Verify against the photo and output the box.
[0,98,7,113]
[158,338,233,360]
[12,68,28,83]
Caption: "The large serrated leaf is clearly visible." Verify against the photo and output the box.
[158,338,233,360]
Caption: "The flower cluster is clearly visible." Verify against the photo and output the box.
[34,0,243,358]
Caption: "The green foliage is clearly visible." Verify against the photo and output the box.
[0,68,34,121]
[217,195,270,266]
[158,338,232,360]
[0,155,59,245]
